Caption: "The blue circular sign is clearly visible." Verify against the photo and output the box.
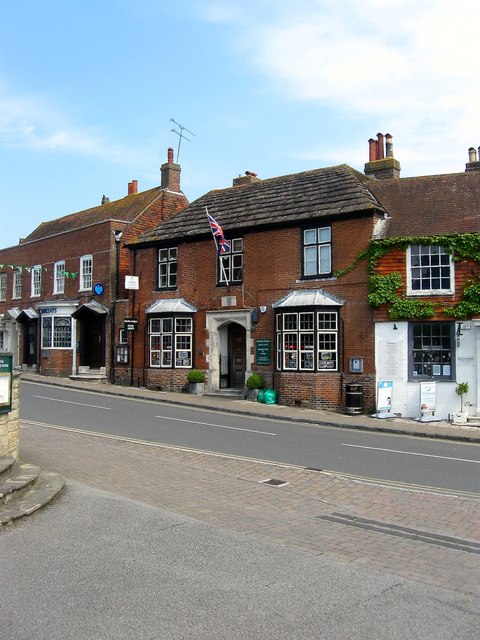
[93,283,104,296]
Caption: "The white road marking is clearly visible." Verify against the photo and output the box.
[33,395,111,410]
[155,414,276,436]
[342,443,480,464]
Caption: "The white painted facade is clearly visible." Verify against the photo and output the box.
[375,320,479,421]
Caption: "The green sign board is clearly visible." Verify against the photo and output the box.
[0,354,13,414]
[255,338,271,365]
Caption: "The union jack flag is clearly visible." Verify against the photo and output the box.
[207,210,231,255]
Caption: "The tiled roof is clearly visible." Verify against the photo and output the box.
[23,187,167,242]
[130,165,383,245]
[369,172,480,238]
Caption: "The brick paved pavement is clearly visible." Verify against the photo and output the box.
[19,416,480,599]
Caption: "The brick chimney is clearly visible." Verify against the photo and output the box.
[465,147,480,172]
[364,133,401,179]
[127,180,138,195]
[232,171,261,187]
[161,147,181,192]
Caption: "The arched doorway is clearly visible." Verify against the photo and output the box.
[206,310,253,391]
[227,323,246,388]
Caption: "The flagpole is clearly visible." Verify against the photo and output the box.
[205,207,230,287]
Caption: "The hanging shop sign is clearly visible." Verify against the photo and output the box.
[123,319,138,332]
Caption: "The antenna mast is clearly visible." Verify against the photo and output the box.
[170,118,196,162]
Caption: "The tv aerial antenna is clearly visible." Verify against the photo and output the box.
[170,118,196,162]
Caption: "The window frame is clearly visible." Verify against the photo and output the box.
[218,237,243,286]
[79,255,93,291]
[0,273,6,301]
[157,247,178,290]
[116,345,129,364]
[148,315,193,369]
[275,309,339,372]
[12,270,22,299]
[54,260,65,295]
[408,321,455,381]
[302,226,332,279]
[31,265,42,297]
[41,315,72,349]
[407,245,454,295]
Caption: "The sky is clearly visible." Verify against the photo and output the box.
[1,0,479,248]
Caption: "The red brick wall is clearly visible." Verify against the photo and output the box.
[129,214,377,411]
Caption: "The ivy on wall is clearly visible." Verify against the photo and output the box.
[335,233,480,320]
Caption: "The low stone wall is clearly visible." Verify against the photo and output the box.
[0,371,20,460]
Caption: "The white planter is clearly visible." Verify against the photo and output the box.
[452,411,468,425]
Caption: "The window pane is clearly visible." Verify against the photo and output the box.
[304,229,317,245]
[318,227,331,243]
[318,245,331,274]
[304,246,317,275]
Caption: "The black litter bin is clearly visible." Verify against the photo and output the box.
[345,383,363,414]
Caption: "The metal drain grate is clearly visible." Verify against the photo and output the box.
[260,478,289,487]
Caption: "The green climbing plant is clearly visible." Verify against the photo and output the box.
[335,233,480,320]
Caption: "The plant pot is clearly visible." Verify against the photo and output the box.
[452,411,468,425]
[246,388,259,401]
[189,382,205,395]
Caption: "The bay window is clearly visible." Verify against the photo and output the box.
[276,310,338,371]
[149,316,193,368]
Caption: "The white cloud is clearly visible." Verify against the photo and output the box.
[0,88,152,167]
[200,0,480,175]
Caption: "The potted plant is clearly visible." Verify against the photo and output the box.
[245,373,264,401]
[187,369,206,395]
[452,382,469,424]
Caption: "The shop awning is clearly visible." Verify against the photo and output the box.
[146,299,197,314]
[272,290,343,308]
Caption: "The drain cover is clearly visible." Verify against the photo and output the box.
[260,478,289,487]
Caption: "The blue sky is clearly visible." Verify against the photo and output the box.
[1,0,479,248]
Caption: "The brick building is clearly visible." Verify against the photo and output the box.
[125,154,393,412]
[0,149,188,379]
[366,145,480,421]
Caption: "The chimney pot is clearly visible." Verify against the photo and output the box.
[385,133,394,158]
[168,147,174,163]
[468,147,477,163]
[368,138,377,162]
[376,133,385,160]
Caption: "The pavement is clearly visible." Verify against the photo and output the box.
[15,370,480,606]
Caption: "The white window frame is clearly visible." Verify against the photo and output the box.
[12,270,22,299]
[41,315,72,349]
[80,255,93,291]
[303,227,332,278]
[31,265,42,297]
[0,273,6,302]
[276,310,338,371]
[149,316,193,368]
[407,245,454,295]
[54,261,65,295]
